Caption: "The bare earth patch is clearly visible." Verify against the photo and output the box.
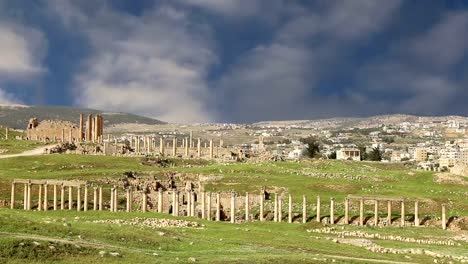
[434,173,468,186]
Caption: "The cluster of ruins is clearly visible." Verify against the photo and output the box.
[26,113,103,143]
[10,179,450,230]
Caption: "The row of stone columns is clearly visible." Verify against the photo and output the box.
[10,182,450,229]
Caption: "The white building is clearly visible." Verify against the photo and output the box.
[337,148,361,161]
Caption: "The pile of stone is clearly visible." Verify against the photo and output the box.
[93,217,204,229]
[308,227,461,246]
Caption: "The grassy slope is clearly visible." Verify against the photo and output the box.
[0,209,462,264]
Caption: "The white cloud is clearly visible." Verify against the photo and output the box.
[0,88,21,104]
[49,2,218,123]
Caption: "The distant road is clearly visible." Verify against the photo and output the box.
[0,144,58,159]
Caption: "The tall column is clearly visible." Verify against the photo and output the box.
[209,140,214,159]
[172,191,177,216]
[175,192,179,216]
[374,200,379,226]
[68,186,73,210]
[201,192,206,219]
[259,193,264,222]
[5,127,8,140]
[93,187,98,211]
[274,193,278,222]
[387,200,392,225]
[23,184,27,210]
[53,185,58,211]
[142,191,147,213]
[43,184,48,211]
[84,185,88,211]
[190,192,195,217]
[159,137,164,156]
[330,198,335,225]
[172,138,177,156]
[77,186,81,211]
[60,185,65,210]
[207,193,212,220]
[10,183,15,209]
[316,196,321,223]
[197,138,201,158]
[230,192,236,223]
[359,198,364,226]
[344,198,349,224]
[126,187,132,213]
[79,113,84,141]
[27,183,32,210]
[216,193,221,221]
[114,187,118,212]
[185,137,189,157]
[245,192,250,222]
[302,195,307,223]
[414,201,419,227]
[158,189,163,213]
[189,131,193,148]
[68,129,73,143]
[61,128,65,143]
[38,184,43,211]
[186,191,191,216]
[400,201,405,227]
[99,187,103,211]
[86,114,92,141]
[288,194,293,223]
[278,197,283,222]
[110,187,114,212]
[442,204,446,230]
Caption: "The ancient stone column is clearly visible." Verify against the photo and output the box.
[230,192,236,223]
[201,192,206,219]
[61,128,65,143]
[359,198,364,226]
[209,140,214,159]
[142,191,147,213]
[93,187,98,211]
[110,187,114,212]
[38,184,43,211]
[330,198,335,225]
[84,185,88,211]
[441,204,446,230]
[189,131,193,148]
[259,193,264,222]
[5,127,8,140]
[220,139,224,148]
[77,186,81,212]
[53,185,58,211]
[60,185,65,210]
[172,138,177,157]
[197,138,201,158]
[207,193,212,220]
[158,189,163,213]
[175,192,179,216]
[374,200,379,226]
[126,187,132,213]
[186,191,191,216]
[43,184,48,211]
[400,201,405,227]
[288,194,293,223]
[68,129,73,143]
[316,196,321,223]
[68,186,73,210]
[99,187,103,211]
[274,193,278,222]
[245,192,249,222]
[387,200,392,225]
[344,198,349,224]
[190,192,195,217]
[114,187,118,212]
[414,201,419,227]
[10,182,15,209]
[159,137,164,156]
[216,193,221,222]
[27,183,32,210]
[302,195,307,224]
[23,183,27,210]
[172,191,177,216]
[86,114,92,141]
[79,113,84,141]
[278,197,283,222]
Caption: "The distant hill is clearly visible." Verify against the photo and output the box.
[0,105,166,129]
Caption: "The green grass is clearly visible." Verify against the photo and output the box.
[0,139,43,155]
[1,209,462,263]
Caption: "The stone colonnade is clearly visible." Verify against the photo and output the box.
[10,180,449,230]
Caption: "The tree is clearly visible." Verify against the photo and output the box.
[367,147,383,161]
[300,136,320,158]
[328,151,337,159]
[357,145,368,161]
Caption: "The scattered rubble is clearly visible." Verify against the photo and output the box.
[93,217,204,229]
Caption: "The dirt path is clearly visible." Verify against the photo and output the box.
[0,231,416,264]
[0,144,58,159]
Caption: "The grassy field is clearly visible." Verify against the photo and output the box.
[0,209,465,264]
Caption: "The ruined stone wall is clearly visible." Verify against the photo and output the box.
[26,120,81,142]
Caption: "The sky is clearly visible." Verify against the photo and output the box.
[0,0,468,123]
